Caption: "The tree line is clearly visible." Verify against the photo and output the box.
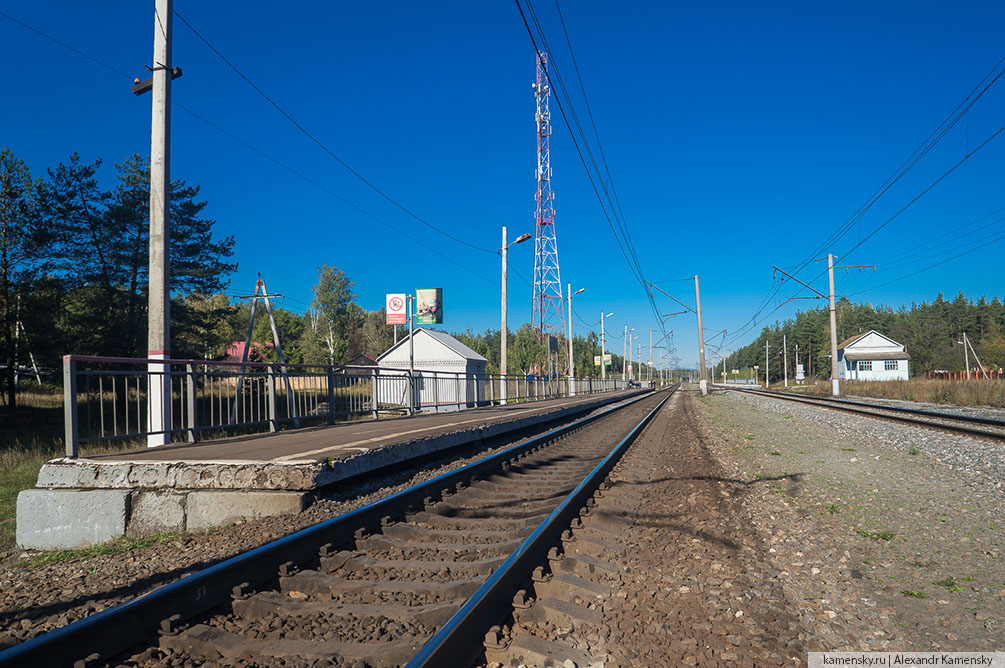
[1,146,653,409]
[722,292,1005,382]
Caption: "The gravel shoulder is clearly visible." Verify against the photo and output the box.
[704,388,1005,652]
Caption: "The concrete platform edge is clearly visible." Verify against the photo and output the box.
[17,391,640,550]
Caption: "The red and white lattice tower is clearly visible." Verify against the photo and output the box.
[531,52,566,349]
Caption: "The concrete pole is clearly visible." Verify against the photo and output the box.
[765,340,770,388]
[828,253,840,396]
[600,312,606,381]
[648,329,653,385]
[501,226,508,405]
[147,0,173,447]
[628,332,633,381]
[963,332,971,380]
[623,325,627,382]
[408,295,415,413]
[695,275,707,395]
[783,333,788,388]
[567,283,573,396]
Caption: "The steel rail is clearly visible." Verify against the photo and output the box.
[730,386,1005,440]
[404,385,677,668]
[0,389,661,668]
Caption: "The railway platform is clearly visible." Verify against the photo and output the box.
[16,390,644,550]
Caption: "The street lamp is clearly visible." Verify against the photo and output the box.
[624,327,635,383]
[567,285,585,396]
[600,312,614,381]
[501,226,532,405]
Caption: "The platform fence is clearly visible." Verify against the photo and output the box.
[61,355,631,457]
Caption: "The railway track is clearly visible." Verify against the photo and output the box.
[728,386,1005,440]
[0,386,676,668]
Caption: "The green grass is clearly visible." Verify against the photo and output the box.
[1,391,145,554]
[933,577,966,593]
[826,504,840,514]
[0,447,57,553]
[24,532,185,567]
[908,445,921,456]
[901,589,928,599]
[857,529,896,541]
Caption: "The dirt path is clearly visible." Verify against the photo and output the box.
[598,390,879,667]
[704,388,1004,653]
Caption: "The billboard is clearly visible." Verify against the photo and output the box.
[594,354,613,366]
[415,288,443,325]
[385,293,406,325]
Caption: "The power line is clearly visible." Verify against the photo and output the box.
[1,10,520,302]
[513,0,665,333]
[0,10,132,79]
[725,56,1005,345]
[173,10,495,256]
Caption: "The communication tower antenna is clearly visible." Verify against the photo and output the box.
[531,52,566,354]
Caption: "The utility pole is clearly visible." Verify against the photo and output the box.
[827,254,840,396]
[694,275,707,394]
[628,331,634,381]
[765,339,770,388]
[623,325,627,382]
[600,312,613,381]
[142,0,176,447]
[408,294,415,414]
[783,333,788,388]
[500,227,531,405]
[566,284,584,395]
[648,329,653,385]
[773,257,872,397]
[961,332,971,380]
[501,226,508,404]
[795,344,800,384]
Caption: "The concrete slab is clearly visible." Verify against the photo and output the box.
[186,491,309,531]
[128,491,186,537]
[16,489,129,550]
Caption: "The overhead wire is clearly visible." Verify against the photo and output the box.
[0,9,523,304]
[513,0,666,333]
[724,57,1005,346]
[173,10,495,256]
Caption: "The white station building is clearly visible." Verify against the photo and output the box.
[377,328,488,409]
[836,330,910,381]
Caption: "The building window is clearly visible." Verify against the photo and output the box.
[885,360,898,371]
[859,361,872,371]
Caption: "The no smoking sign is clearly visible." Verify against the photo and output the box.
[386,293,407,324]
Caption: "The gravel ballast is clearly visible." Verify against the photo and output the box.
[705,388,1005,652]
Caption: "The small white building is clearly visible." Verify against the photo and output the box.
[377,328,488,409]
[837,330,910,381]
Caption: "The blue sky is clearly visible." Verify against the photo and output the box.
[3,1,1004,369]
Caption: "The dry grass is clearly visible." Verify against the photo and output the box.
[791,378,1005,409]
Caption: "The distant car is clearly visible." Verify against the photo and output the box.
[628,380,641,388]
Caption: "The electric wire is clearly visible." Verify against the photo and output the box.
[724,56,1005,346]
[173,10,495,256]
[513,0,665,334]
[0,10,525,306]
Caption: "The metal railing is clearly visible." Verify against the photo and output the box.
[62,355,629,457]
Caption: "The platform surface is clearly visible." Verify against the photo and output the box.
[84,392,637,465]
